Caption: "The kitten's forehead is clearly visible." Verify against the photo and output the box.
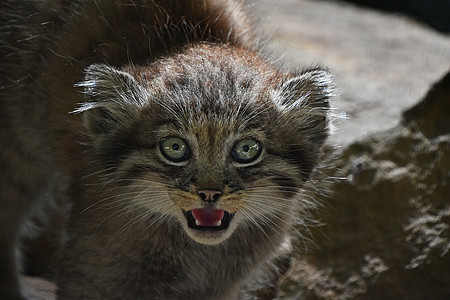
[165,98,273,141]
[146,79,277,136]
[133,43,285,112]
[130,43,293,143]
[157,111,260,144]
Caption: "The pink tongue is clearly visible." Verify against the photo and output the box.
[191,208,225,227]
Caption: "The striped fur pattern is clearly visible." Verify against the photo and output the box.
[0,0,334,299]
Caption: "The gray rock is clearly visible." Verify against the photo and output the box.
[278,71,450,299]
[246,3,450,297]
[248,0,450,147]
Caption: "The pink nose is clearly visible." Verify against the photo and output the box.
[197,190,222,202]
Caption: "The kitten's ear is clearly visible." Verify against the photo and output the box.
[276,68,334,146]
[74,64,147,135]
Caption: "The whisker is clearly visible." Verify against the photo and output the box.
[87,178,176,191]
[244,192,301,207]
[81,190,170,213]
[240,206,275,248]
[113,178,176,187]
[245,186,298,192]
[143,205,178,231]
[245,194,300,208]
[107,202,180,246]
[245,198,296,218]
[241,102,272,124]
[82,166,118,179]
[98,197,170,232]
[243,202,292,237]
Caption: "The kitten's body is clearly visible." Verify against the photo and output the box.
[0,1,333,299]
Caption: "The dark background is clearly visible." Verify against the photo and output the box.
[337,0,450,33]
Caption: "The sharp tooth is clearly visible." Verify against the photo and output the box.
[195,219,200,226]
[215,220,222,227]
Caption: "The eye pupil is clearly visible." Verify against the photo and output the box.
[160,137,190,162]
[232,138,262,164]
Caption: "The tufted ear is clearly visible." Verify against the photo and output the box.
[276,68,335,146]
[74,64,147,136]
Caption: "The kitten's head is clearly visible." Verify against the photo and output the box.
[76,44,333,245]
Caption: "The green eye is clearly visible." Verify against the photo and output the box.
[160,137,190,162]
[232,138,262,163]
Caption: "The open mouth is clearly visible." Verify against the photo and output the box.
[183,207,234,231]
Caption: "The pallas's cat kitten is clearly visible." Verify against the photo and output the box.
[0,0,334,298]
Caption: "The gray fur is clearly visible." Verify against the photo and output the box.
[0,1,334,299]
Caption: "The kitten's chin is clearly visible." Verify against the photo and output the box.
[184,227,235,245]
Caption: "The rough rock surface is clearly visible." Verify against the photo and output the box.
[277,71,450,299]
[247,0,450,299]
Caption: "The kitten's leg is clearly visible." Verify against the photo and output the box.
[0,185,30,300]
[0,175,65,300]
[0,159,51,299]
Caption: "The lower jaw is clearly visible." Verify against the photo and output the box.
[184,226,233,245]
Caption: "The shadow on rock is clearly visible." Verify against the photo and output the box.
[279,70,450,299]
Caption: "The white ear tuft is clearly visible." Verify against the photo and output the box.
[73,64,147,114]
[275,68,335,146]
[277,68,334,111]
[73,64,148,137]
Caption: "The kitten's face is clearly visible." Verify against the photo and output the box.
[151,126,277,243]
[79,44,333,245]
[140,112,301,245]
